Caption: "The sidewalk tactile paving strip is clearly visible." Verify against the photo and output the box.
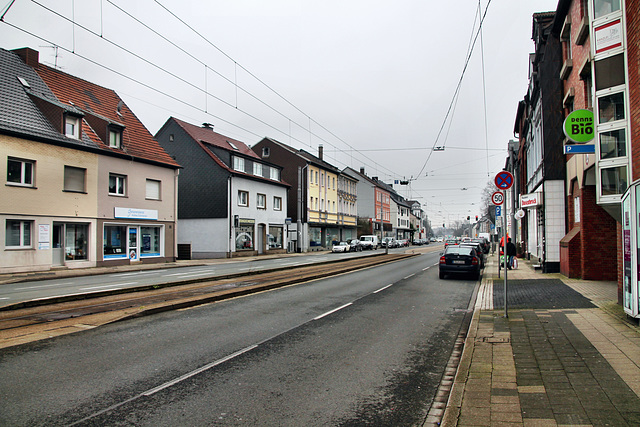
[493,279,596,310]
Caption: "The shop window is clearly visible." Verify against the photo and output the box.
[141,226,161,257]
[65,223,88,260]
[593,0,620,19]
[268,227,283,249]
[235,225,254,250]
[601,166,627,196]
[104,225,127,258]
[7,157,34,186]
[238,190,249,207]
[5,219,32,248]
[600,129,626,159]
[146,179,161,200]
[109,173,127,196]
[598,92,625,123]
[309,227,322,247]
[64,166,86,193]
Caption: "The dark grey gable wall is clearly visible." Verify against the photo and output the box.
[156,121,230,219]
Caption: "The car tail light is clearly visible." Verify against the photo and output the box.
[472,257,479,265]
[439,256,446,264]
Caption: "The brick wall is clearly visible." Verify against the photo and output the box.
[580,185,618,280]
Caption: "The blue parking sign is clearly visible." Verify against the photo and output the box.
[495,206,502,217]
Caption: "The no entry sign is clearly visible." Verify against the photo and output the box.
[495,171,513,190]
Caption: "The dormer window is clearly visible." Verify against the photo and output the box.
[108,127,122,148]
[65,115,80,139]
[262,147,270,157]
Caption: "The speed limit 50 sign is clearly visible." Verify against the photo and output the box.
[491,191,504,205]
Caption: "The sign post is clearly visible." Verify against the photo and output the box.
[494,171,513,318]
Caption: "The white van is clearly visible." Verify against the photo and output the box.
[359,235,379,250]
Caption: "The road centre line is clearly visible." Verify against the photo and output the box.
[313,303,353,320]
[164,269,213,276]
[112,270,167,277]
[403,274,415,279]
[175,272,217,279]
[374,284,393,294]
[422,266,431,271]
[143,345,259,396]
[80,282,137,290]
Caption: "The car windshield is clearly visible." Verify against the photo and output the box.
[445,247,474,256]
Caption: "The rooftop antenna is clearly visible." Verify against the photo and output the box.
[39,45,62,69]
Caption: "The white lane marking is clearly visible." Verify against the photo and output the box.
[403,274,415,279]
[374,284,393,294]
[176,272,217,279]
[80,282,137,290]
[112,270,167,277]
[422,266,430,271]
[164,269,213,276]
[314,303,353,320]
[15,282,74,290]
[279,262,301,266]
[0,297,9,300]
[143,345,258,396]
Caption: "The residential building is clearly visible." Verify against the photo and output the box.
[1,47,180,273]
[155,118,288,258]
[343,167,393,240]
[251,139,357,251]
[512,12,567,273]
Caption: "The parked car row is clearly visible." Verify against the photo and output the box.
[438,236,491,280]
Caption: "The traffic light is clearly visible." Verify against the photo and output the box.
[467,216,470,220]
[443,223,445,228]
[475,215,478,221]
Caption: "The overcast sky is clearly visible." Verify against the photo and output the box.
[1,0,559,226]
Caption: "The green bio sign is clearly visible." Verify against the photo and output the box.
[563,109,594,143]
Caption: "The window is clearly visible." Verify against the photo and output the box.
[109,174,126,196]
[236,225,253,250]
[7,158,34,186]
[257,193,266,209]
[64,166,85,193]
[233,157,245,172]
[601,166,627,196]
[65,115,80,139]
[253,162,263,177]
[595,54,625,91]
[5,220,32,248]
[238,190,248,206]
[270,167,280,181]
[593,0,620,19]
[274,196,282,211]
[65,223,88,260]
[104,225,127,258]
[309,170,313,184]
[268,226,283,249]
[141,226,161,257]
[108,129,122,148]
[600,129,626,159]
[262,147,270,157]
[146,179,161,200]
[227,140,239,150]
[332,177,335,189]
[598,92,625,123]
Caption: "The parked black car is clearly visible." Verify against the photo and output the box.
[347,239,363,252]
[439,245,481,280]
[471,237,490,254]
[460,242,486,268]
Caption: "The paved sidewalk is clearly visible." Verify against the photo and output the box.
[441,254,640,426]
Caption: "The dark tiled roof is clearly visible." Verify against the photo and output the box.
[171,117,260,159]
[0,48,93,147]
[33,59,179,168]
[261,137,341,173]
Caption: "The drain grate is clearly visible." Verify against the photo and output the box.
[477,337,511,343]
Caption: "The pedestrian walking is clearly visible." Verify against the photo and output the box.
[506,238,517,269]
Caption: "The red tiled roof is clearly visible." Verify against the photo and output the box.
[171,117,260,159]
[33,63,179,168]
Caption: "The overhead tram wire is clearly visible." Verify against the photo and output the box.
[21,0,397,179]
[415,0,493,179]
[150,0,397,178]
[478,0,491,178]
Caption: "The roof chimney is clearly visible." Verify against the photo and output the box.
[318,144,323,160]
[12,48,40,68]
[360,167,365,175]
[202,123,214,130]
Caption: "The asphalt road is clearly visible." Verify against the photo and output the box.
[0,250,477,426]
